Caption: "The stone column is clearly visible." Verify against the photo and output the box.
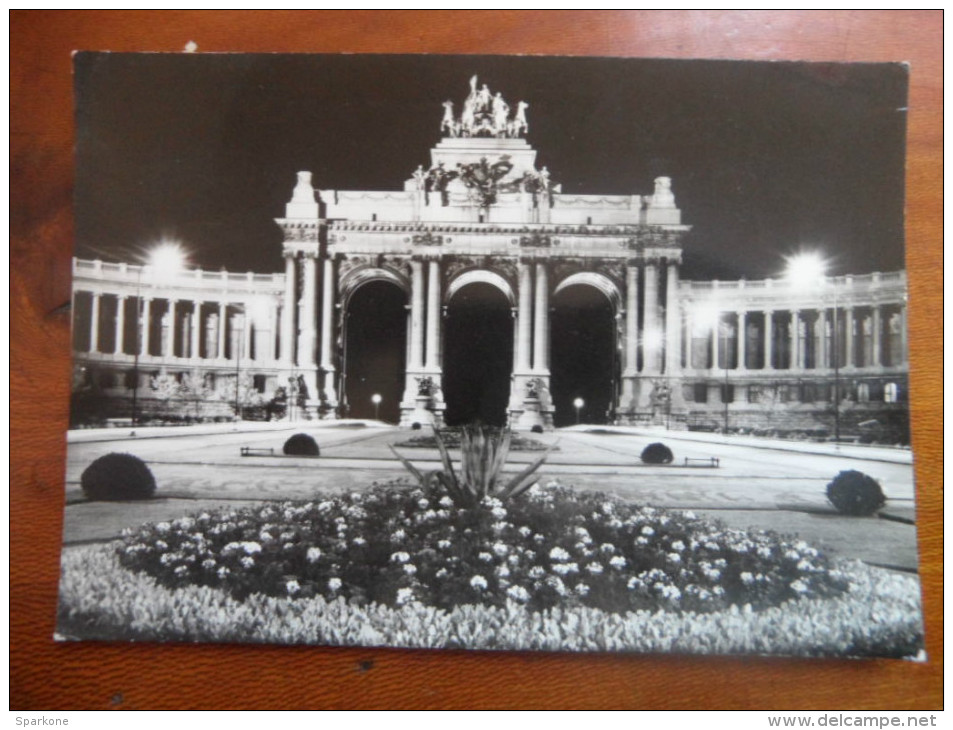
[621,263,639,408]
[736,310,747,370]
[114,295,126,354]
[320,257,337,403]
[683,302,693,370]
[89,293,101,353]
[408,259,425,370]
[664,262,681,374]
[789,310,799,370]
[141,297,152,356]
[168,300,178,357]
[191,303,202,360]
[711,312,721,370]
[533,261,549,372]
[218,302,228,359]
[281,252,296,363]
[871,305,882,367]
[642,262,660,373]
[844,307,854,368]
[243,308,253,360]
[764,310,774,370]
[425,259,441,370]
[299,253,318,367]
[517,260,533,372]
[817,309,828,369]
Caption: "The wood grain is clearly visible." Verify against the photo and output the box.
[10,11,941,710]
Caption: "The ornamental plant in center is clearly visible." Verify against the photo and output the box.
[390,425,553,507]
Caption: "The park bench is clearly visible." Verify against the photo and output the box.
[105,418,133,428]
[682,457,720,468]
[240,446,275,457]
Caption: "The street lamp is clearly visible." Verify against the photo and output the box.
[573,397,584,425]
[371,393,382,421]
[784,252,840,444]
[131,242,187,428]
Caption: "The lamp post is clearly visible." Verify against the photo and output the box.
[372,393,382,421]
[130,242,187,428]
[573,397,584,425]
[785,252,840,444]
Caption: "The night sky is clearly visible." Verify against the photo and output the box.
[74,53,908,281]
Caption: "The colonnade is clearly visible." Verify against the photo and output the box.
[684,303,907,373]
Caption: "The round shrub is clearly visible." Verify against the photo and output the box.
[826,470,886,516]
[81,453,156,501]
[411,422,423,431]
[283,433,320,457]
[641,442,674,464]
[531,424,544,434]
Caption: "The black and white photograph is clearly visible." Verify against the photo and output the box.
[58,53,922,658]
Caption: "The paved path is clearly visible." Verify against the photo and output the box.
[61,423,921,570]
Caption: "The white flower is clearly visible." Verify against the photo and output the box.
[667,553,682,564]
[435,568,449,579]
[574,527,592,544]
[478,552,494,562]
[758,546,773,559]
[174,565,188,577]
[552,562,579,576]
[395,587,414,605]
[518,526,532,537]
[437,539,452,550]
[403,563,417,576]
[470,575,488,590]
[286,579,300,595]
[306,547,322,563]
[741,571,755,585]
[496,565,511,578]
[599,543,616,555]
[683,511,696,520]
[641,526,655,537]
[155,522,171,533]
[391,529,406,542]
[627,577,643,590]
[545,575,568,595]
[352,537,367,547]
[574,583,590,596]
[609,556,627,569]
[242,541,262,555]
[438,496,454,509]
[240,556,254,569]
[790,579,810,594]
[201,558,216,570]
[529,566,546,579]
[417,498,430,509]
[635,537,649,546]
[549,546,571,562]
[328,577,342,591]
[586,562,604,575]
[155,540,168,551]
[390,551,410,563]
[506,585,531,603]
[671,540,685,552]
[491,507,507,520]
[492,542,508,557]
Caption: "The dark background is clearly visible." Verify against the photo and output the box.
[74,53,908,281]
[12,11,941,710]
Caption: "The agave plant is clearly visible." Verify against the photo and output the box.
[390,425,553,508]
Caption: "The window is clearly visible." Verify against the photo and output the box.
[884,382,899,403]
[693,383,708,403]
[747,386,763,403]
[857,382,870,403]
[254,374,267,393]
[721,384,734,403]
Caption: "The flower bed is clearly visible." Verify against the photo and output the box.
[120,483,850,614]
[58,544,923,657]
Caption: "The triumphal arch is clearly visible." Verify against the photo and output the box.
[71,77,909,435]
[277,77,687,429]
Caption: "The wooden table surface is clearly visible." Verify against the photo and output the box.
[10,11,942,710]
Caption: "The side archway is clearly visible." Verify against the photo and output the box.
[445,269,515,306]
[550,280,620,427]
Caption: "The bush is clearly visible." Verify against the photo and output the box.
[81,453,157,501]
[283,433,320,457]
[531,424,544,434]
[826,470,886,516]
[641,442,674,464]
[411,422,422,431]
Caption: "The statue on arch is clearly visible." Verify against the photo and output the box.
[440,101,458,137]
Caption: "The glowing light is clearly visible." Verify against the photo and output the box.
[147,241,189,277]
[784,251,828,291]
[573,397,584,409]
[371,394,382,405]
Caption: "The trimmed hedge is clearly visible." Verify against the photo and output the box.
[81,453,157,501]
[283,433,320,457]
[826,470,887,516]
[641,442,674,464]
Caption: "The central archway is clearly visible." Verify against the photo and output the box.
[550,284,617,427]
[342,280,407,423]
[442,282,513,427]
